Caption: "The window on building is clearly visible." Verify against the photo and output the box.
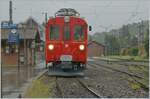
[50,25,60,40]
[74,25,84,41]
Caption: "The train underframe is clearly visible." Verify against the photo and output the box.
[46,61,86,76]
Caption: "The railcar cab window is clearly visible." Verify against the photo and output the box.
[64,24,70,40]
[50,25,60,40]
[74,25,84,41]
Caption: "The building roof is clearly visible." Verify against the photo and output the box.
[1,17,39,39]
[25,17,38,28]
[88,41,105,47]
[1,28,37,39]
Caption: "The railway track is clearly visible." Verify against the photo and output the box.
[88,61,146,80]
[76,78,103,98]
[91,58,149,76]
[55,77,103,98]
[55,77,64,98]
[88,62,149,90]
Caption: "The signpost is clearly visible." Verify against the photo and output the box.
[8,30,19,44]
[1,22,17,29]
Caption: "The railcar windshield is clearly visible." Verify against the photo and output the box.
[74,25,84,41]
[50,25,60,40]
[64,24,70,40]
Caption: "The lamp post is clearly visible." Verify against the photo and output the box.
[42,12,48,25]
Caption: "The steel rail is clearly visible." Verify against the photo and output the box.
[77,78,104,98]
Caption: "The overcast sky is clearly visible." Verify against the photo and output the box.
[0,0,149,34]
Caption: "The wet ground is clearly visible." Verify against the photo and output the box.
[1,62,45,98]
[2,57,149,98]
[24,58,149,98]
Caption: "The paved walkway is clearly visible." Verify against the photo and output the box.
[1,61,46,98]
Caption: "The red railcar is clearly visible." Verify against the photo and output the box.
[45,8,90,72]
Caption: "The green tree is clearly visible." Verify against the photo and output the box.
[119,25,131,48]
[104,34,120,55]
[144,29,149,57]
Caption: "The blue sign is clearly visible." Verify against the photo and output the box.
[8,32,20,44]
[1,22,17,29]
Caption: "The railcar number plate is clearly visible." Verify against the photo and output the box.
[60,55,72,61]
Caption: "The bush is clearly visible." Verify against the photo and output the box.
[129,47,139,56]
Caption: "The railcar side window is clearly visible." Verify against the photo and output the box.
[50,25,59,40]
[74,25,84,41]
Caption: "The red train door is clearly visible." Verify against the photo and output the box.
[59,16,74,62]
[62,22,72,55]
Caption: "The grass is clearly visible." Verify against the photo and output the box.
[126,76,141,90]
[128,66,148,75]
[139,78,149,88]
[127,65,149,90]
[96,56,120,61]
[104,55,149,61]
[130,82,141,90]
[128,66,141,72]
[125,74,149,90]
[128,65,149,81]
[24,76,55,98]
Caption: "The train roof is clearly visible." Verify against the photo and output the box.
[55,8,80,17]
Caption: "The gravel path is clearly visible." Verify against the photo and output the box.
[81,63,149,98]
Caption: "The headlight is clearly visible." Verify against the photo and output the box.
[48,44,54,50]
[79,45,85,51]
[64,16,70,22]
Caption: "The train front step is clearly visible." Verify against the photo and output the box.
[47,69,84,77]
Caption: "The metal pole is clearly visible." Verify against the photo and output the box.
[45,13,48,23]
[26,40,28,66]
[23,27,27,66]
[9,0,13,24]
[18,44,20,70]
[42,12,48,25]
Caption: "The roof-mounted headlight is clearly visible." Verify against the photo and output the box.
[64,16,70,22]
